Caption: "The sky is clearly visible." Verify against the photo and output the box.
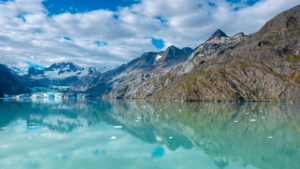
[0,0,299,70]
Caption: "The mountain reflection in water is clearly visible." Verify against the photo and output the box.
[0,98,300,169]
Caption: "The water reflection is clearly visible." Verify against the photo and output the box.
[0,98,300,169]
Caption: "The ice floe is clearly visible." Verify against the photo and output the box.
[156,137,162,141]
[114,126,123,129]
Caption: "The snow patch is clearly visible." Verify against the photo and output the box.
[155,55,162,61]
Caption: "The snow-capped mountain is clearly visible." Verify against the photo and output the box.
[21,62,113,80]
[11,62,116,86]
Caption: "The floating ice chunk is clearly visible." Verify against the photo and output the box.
[156,137,162,141]
[262,117,265,118]
[111,136,117,139]
[268,136,273,139]
[251,119,256,122]
[157,115,160,117]
[40,134,47,136]
[29,126,36,128]
[246,113,250,114]
[1,127,6,130]
[137,117,142,120]
[29,123,35,125]
[234,121,238,123]
[136,120,139,122]
[114,126,123,129]
[169,137,173,139]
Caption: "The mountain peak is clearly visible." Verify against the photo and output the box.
[167,45,179,49]
[206,29,228,42]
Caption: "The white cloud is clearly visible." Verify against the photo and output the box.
[0,0,299,69]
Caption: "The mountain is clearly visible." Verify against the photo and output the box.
[144,5,300,101]
[73,4,300,102]
[0,64,28,94]
[71,46,193,95]
[206,29,228,42]
[21,62,114,86]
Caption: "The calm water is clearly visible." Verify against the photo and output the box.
[0,98,300,169]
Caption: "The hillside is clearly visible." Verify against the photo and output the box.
[144,5,300,101]
[0,64,28,94]
[72,46,193,96]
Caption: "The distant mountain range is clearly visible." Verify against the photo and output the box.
[1,5,300,101]
[19,62,115,86]
[0,62,115,94]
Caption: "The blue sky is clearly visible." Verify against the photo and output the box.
[43,0,166,49]
[0,0,299,69]
[43,0,140,15]
[41,0,261,15]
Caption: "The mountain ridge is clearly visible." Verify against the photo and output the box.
[72,45,193,94]
[86,4,300,102]
[146,5,300,101]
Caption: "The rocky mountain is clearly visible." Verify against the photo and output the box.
[206,29,228,42]
[145,5,300,102]
[20,62,114,86]
[71,46,193,95]
[0,64,29,94]
[72,5,300,102]
[74,30,246,98]
[128,31,248,99]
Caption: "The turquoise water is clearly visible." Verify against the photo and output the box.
[0,98,300,169]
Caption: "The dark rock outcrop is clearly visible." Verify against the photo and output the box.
[28,67,44,76]
[0,91,4,98]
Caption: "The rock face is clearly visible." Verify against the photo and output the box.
[72,46,193,97]
[129,31,248,99]
[0,64,28,95]
[148,5,300,101]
